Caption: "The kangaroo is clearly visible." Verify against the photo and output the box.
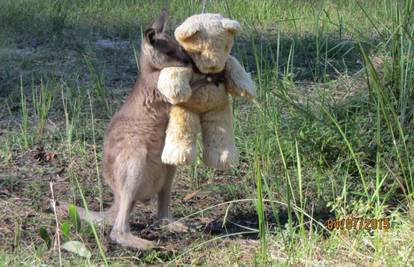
[59,10,190,250]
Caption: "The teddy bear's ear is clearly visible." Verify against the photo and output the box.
[221,19,241,35]
[175,23,200,42]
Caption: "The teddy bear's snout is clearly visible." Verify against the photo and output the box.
[192,50,225,73]
[200,58,225,73]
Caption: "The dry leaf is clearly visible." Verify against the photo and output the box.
[183,190,200,201]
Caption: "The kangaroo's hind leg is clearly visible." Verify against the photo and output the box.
[157,165,188,233]
[109,154,154,250]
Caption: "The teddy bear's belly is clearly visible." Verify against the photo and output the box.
[179,82,229,113]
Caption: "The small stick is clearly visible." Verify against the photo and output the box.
[50,181,63,267]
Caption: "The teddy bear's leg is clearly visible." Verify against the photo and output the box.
[201,103,239,170]
[162,106,200,165]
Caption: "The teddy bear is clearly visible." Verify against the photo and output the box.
[157,13,256,169]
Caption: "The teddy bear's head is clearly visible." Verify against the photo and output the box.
[174,13,241,74]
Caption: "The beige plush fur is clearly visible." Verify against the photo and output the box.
[158,13,256,169]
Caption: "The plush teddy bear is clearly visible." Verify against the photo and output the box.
[157,13,256,169]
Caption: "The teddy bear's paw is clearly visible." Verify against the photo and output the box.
[158,67,193,104]
[203,146,239,170]
[161,143,196,165]
[159,83,192,104]
[168,88,192,104]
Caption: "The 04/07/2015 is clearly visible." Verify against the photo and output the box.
[324,218,390,231]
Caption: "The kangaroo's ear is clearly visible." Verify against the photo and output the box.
[152,9,168,33]
[144,28,156,45]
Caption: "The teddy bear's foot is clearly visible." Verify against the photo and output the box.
[203,146,239,170]
[161,143,196,166]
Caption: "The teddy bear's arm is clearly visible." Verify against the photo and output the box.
[158,67,193,104]
[224,55,256,100]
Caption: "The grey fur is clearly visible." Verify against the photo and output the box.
[60,11,190,250]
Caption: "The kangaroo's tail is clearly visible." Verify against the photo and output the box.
[56,201,117,225]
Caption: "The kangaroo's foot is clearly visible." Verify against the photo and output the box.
[110,230,155,250]
[157,218,189,233]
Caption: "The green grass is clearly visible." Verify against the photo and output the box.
[1,0,414,266]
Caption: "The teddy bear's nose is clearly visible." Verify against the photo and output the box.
[209,66,218,72]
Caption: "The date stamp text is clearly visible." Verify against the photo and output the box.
[324,218,390,231]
